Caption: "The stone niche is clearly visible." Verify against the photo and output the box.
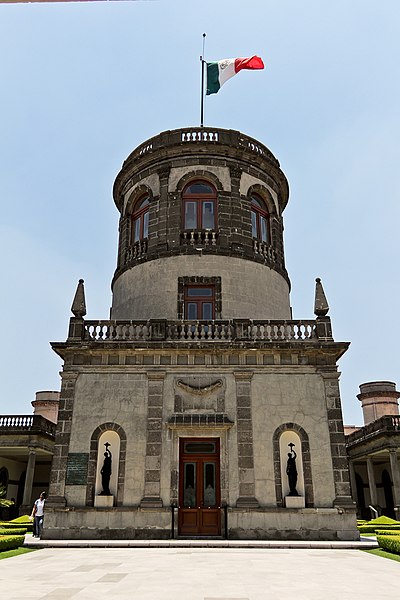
[279,430,306,509]
[173,376,226,413]
[94,429,120,507]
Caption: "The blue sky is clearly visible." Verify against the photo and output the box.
[0,0,399,424]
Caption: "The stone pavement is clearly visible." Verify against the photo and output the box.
[1,545,398,600]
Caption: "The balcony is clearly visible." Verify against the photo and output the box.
[346,415,400,446]
[0,415,56,438]
[124,239,148,264]
[76,318,322,343]
[181,230,218,246]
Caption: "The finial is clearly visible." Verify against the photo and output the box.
[71,279,86,318]
[314,277,329,317]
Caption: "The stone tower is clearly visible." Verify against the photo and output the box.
[46,127,357,540]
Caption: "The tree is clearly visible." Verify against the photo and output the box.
[0,483,13,507]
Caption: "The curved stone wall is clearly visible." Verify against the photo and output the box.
[111,254,291,320]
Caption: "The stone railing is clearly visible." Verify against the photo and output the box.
[346,415,400,445]
[0,415,56,437]
[181,229,218,246]
[81,319,319,343]
[253,240,277,263]
[123,128,280,168]
[124,239,148,264]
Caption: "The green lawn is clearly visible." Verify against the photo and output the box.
[0,547,37,560]
[363,548,400,563]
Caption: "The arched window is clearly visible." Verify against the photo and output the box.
[183,181,216,230]
[251,195,270,243]
[131,196,150,243]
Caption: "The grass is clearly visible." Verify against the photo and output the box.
[0,547,37,560]
[363,548,400,563]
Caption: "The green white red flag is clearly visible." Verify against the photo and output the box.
[206,56,264,95]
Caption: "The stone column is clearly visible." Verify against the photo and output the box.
[22,449,36,507]
[47,371,78,507]
[348,460,358,505]
[234,371,258,508]
[366,457,378,507]
[389,449,400,519]
[141,371,166,508]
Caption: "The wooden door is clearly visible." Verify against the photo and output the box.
[178,438,221,536]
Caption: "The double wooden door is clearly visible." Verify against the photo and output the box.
[178,438,221,536]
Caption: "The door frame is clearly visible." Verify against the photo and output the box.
[178,437,221,536]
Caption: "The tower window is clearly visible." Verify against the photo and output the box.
[184,285,215,320]
[131,196,150,243]
[251,195,270,243]
[183,181,217,230]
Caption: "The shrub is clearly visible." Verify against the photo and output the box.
[0,535,25,552]
[377,535,400,555]
[369,516,399,526]
[11,515,32,524]
[375,529,400,536]
[0,519,33,532]
[0,528,27,536]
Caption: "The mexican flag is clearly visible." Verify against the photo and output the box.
[206,56,264,95]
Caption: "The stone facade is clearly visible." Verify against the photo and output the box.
[45,127,357,540]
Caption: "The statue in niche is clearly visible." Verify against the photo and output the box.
[286,443,299,496]
[100,442,112,495]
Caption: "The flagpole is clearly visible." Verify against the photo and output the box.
[200,33,206,127]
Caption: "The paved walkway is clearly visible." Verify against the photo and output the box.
[1,545,398,600]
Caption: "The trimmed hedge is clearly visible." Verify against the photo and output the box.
[0,528,27,536]
[0,520,33,532]
[375,529,400,536]
[377,535,400,555]
[10,515,31,524]
[0,535,25,552]
[358,524,400,534]
[357,516,400,534]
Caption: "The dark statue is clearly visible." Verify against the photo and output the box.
[100,442,112,495]
[286,442,299,496]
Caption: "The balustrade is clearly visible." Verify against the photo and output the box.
[0,414,56,436]
[181,230,218,246]
[253,239,277,263]
[346,415,400,445]
[124,128,278,168]
[125,239,148,264]
[82,319,317,342]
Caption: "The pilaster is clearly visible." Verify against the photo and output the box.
[141,371,166,507]
[234,371,258,508]
[320,369,353,507]
[47,371,78,507]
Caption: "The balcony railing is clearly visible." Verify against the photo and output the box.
[346,415,400,445]
[80,319,319,343]
[181,229,218,246]
[124,127,280,169]
[0,415,56,437]
[124,239,148,264]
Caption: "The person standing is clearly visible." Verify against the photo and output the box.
[31,491,46,538]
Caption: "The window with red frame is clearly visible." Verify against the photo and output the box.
[251,195,270,243]
[183,181,217,230]
[132,196,150,243]
[184,285,215,320]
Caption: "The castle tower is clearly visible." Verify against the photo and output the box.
[111,128,290,321]
[46,127,357,540]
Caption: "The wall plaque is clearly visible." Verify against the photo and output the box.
[66,453,89,485]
